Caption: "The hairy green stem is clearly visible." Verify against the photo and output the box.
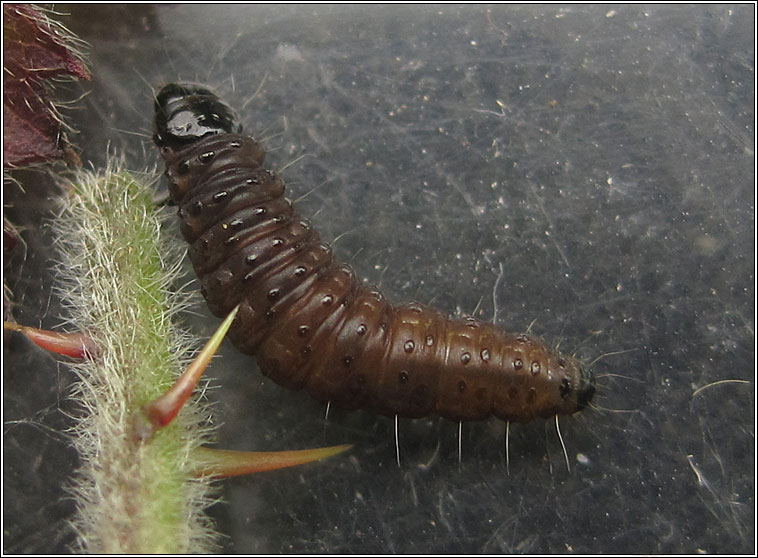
[55,165,218,553]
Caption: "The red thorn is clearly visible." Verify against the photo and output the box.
[135,306,239,442]
[191,444,353,478]
[4,320,99,359]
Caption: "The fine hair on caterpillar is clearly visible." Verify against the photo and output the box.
[153,82,595,427]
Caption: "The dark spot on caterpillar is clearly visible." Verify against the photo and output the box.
[153,83,596,423]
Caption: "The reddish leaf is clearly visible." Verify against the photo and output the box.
[3,4,90,168]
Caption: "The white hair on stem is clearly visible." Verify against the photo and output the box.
[54,163,220,553]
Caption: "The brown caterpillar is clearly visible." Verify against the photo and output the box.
[153,83,595,423]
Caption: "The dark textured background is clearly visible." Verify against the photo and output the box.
[4,4,754,553]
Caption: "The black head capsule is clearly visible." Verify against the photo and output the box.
[153,83,241,150]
